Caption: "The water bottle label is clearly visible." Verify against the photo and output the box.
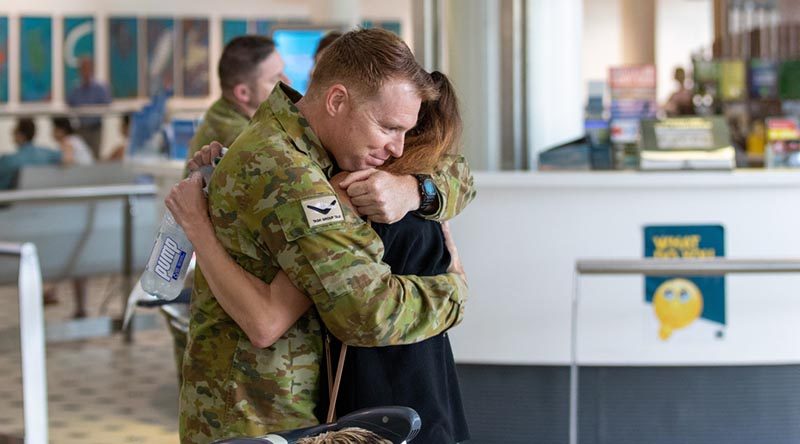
[155,237,187,282]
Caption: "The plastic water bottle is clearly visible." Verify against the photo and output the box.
[141,149,226,300]
[141,210,194,300]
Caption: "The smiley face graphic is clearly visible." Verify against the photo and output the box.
[653,278,703,340]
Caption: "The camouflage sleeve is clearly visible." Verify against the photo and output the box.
[423,154,477,221]
[241,160,468,347]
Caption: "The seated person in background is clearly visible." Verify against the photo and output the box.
[52,117,95,166]
[107,113,130,162]
[297,428,390,444]
[0,118,61,190]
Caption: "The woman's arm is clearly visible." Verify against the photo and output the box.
[165,174,312,348]
[60,141,75,166]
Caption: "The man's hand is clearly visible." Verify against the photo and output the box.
[338,169,420,224]
[186,141,225,172]
[164,173,213,243]
[441,221,466,281]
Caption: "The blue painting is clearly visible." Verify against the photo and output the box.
[20,17,52,102]
[109,17,139,98]
[181,18,209,97]
[222,19,248,46]
[0,17,7,103]
[63,16,94,95]
[146,18,175,97]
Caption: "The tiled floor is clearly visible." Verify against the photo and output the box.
[0,275,180,443]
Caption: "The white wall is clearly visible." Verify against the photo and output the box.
[581,0,622,112]
[0,0,412,155]
[655,0,713,104]
[527,0,584,158]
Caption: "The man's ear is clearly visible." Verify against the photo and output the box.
[324,84,349,117]
[231,83,251,106]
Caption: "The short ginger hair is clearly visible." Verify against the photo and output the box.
[308,28,437,103]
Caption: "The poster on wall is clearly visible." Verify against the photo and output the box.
[63,16,94,96]
[643,225,726,343]
[109,17,139,98]
[20,17,52,102]
[181,18,209,97]
[222,19,248,46]
[146,18,175,97]
[0,17,7,103]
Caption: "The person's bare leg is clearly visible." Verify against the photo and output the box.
[72,278,88,318]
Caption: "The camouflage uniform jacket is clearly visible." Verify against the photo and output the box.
[179,83,470,443]
[183,97,250,177]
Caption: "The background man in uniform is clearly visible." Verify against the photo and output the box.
[183,35,289,177]
[177,28,472,443]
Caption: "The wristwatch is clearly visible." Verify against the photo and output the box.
[414,174,438,214]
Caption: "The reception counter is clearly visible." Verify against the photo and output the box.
[448,170,800,366]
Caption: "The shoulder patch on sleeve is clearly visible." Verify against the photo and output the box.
[301,195,344,228]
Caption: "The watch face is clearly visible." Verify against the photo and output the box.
[422,179,436,196]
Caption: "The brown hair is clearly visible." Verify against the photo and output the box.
[309,28,437,102]
[218,35,276,92]
[296,427,392,444]
[314,31,343,59]
[381,71,462,175]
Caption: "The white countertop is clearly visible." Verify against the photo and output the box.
[474,169,800,189]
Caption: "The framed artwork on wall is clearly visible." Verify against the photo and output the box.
[181,18,209,97]
[20,16,52,102]
[109,17,139,98]
[63,16,94,96]
[146,17,175,97]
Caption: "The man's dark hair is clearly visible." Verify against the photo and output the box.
[218,35,276,91]
[315,31,343,59]
[15,118,36,142]
[52,117,75,135]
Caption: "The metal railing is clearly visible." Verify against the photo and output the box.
[0,242,47,444]
[0,184,158,341]
[569,257,800,444]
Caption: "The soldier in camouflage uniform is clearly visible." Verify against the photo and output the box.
[167,35,290,381]
[178,29,474,443]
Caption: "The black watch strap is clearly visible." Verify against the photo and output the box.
[414,174,437,214]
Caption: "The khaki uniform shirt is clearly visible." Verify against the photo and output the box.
[183,97,250,178]
[179,84,472,443]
